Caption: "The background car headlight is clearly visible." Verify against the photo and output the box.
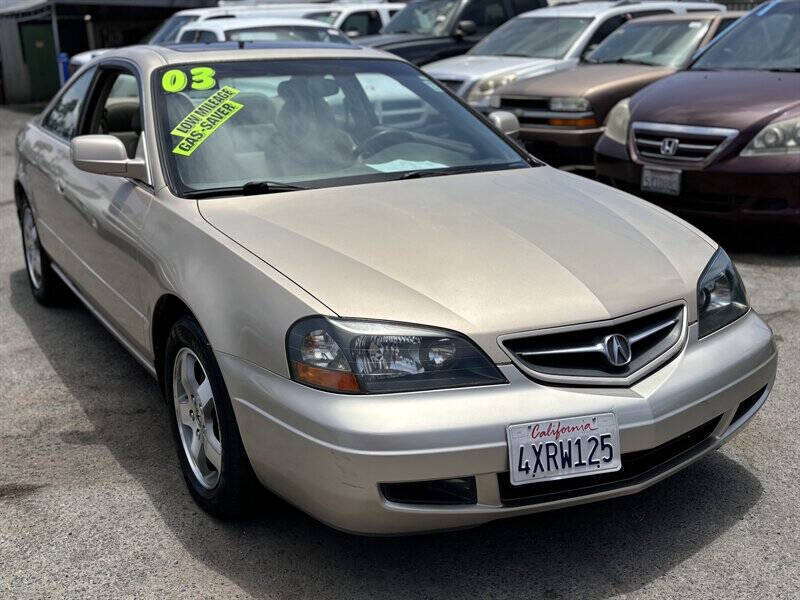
[740,115,800,156]
[603,97,630,145]
[287,317,506,393]
[549,97,590,112]
[467,74,517,105]
[697,248,748,338]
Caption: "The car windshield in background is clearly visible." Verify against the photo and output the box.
[154,59,529,197]
[469,17,593,59]
[147,15,199,44]
[226,26,352,44]
[382,0,459,35]
[588,19,711,67]
[692,1,800,71]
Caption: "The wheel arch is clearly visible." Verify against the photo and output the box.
[151,293,204,392]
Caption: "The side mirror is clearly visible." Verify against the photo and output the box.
[71,135,149,183]
[455,20,477,37]
[488,110,520,139]
[582,43,599,60]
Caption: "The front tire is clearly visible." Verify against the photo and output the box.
[20,201,68,305]
[164,316,257,517]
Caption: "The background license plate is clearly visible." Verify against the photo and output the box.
[641,166,681,196]
[507,413,621,486]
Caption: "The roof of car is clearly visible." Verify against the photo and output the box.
[179,16,340,32]
[99,43,398,70]
[520,1,724,19]
[629,9,745,22]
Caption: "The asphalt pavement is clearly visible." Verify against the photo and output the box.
[1,104,798,599]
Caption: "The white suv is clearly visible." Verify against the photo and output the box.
[423,0,724,109]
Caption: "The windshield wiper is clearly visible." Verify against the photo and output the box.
[605,57,659,66]
[767,67,800,72]
[394,165,522,181]
[501,53,533,58]
[183,181,308,199]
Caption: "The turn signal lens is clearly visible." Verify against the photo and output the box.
[291,362,361,393]
[548,117,598,127]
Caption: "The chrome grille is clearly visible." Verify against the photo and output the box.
[500,303,687,386]
[631,122,739,169]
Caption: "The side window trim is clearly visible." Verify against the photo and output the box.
[40,67,98,142]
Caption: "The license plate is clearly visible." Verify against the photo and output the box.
[641,166,681,196]
[506,413,621,486]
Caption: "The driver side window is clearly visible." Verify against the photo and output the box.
[85,71,142,159]
[43,68,96,140]
[461,0,509,35]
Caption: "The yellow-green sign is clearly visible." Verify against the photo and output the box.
[171,85,243,157]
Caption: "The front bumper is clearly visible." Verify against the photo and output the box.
[221,310,776,535]
[595,136,800,224]
[519,126,604,167]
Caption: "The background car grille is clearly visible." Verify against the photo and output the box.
[436,79,464,93]
[631,122,738,168]
[501,304,686,385]
[498,96,550,112]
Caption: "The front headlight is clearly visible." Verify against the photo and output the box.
[740,115,800,156]
[549,97,590,112]
[287,317,506,393]
[603,97,630,145]
[697,248,748,338]
[467,73,517,105]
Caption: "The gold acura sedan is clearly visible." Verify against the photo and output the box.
[14,43,776,534]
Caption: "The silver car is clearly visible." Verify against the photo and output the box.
[14,44,776,535]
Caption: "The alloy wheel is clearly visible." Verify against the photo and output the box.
[22,207,43,290]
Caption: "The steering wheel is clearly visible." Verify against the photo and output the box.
[353,128,416,160]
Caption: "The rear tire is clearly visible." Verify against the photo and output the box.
[20,201,69,306]
[164,316,258,518]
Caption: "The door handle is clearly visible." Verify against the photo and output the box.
[55,179,65,195]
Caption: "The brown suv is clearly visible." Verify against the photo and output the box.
[492,11,740,167]
[595,0,800,224]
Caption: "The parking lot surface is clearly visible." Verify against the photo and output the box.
[1,104,798,599]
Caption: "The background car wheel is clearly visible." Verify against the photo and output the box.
[164,316,258,518]
[19,201,69,306]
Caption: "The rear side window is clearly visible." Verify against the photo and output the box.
[196,30,219,43]
[461,0,510,34]
[42,68,95,140]
[342,10,383,36]
[512,0,545,15]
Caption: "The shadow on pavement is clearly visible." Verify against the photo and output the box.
[9,267,764,599]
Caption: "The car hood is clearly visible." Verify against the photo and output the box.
[630,70,800,129]
[198,167,714,362]
[358,33,435,48]
[424,55,562,81]
[501,63,676,117]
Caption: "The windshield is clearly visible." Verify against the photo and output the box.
[383,0,459,35]
[692,1,800,71]
[470,17,592,59]
[154,59,529,197]
[147,15,199,44]
[588,19,711,67]
[226,26,352,44]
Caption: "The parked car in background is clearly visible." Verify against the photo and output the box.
[424,1,723,109]
[176,17,355,44]
[16,43,776,535]
[595,0,800,225]
[491,11,741,167]
[68,4,347,72]
[265,3,407,37]
[359,0,547,65]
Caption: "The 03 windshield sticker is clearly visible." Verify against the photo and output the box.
[171,85,243,157]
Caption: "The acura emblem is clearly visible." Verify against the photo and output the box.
[603,334,632,367]
[660,137,680,156]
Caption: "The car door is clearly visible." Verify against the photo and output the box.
[26,67,97,282]
[55,64,154,351]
